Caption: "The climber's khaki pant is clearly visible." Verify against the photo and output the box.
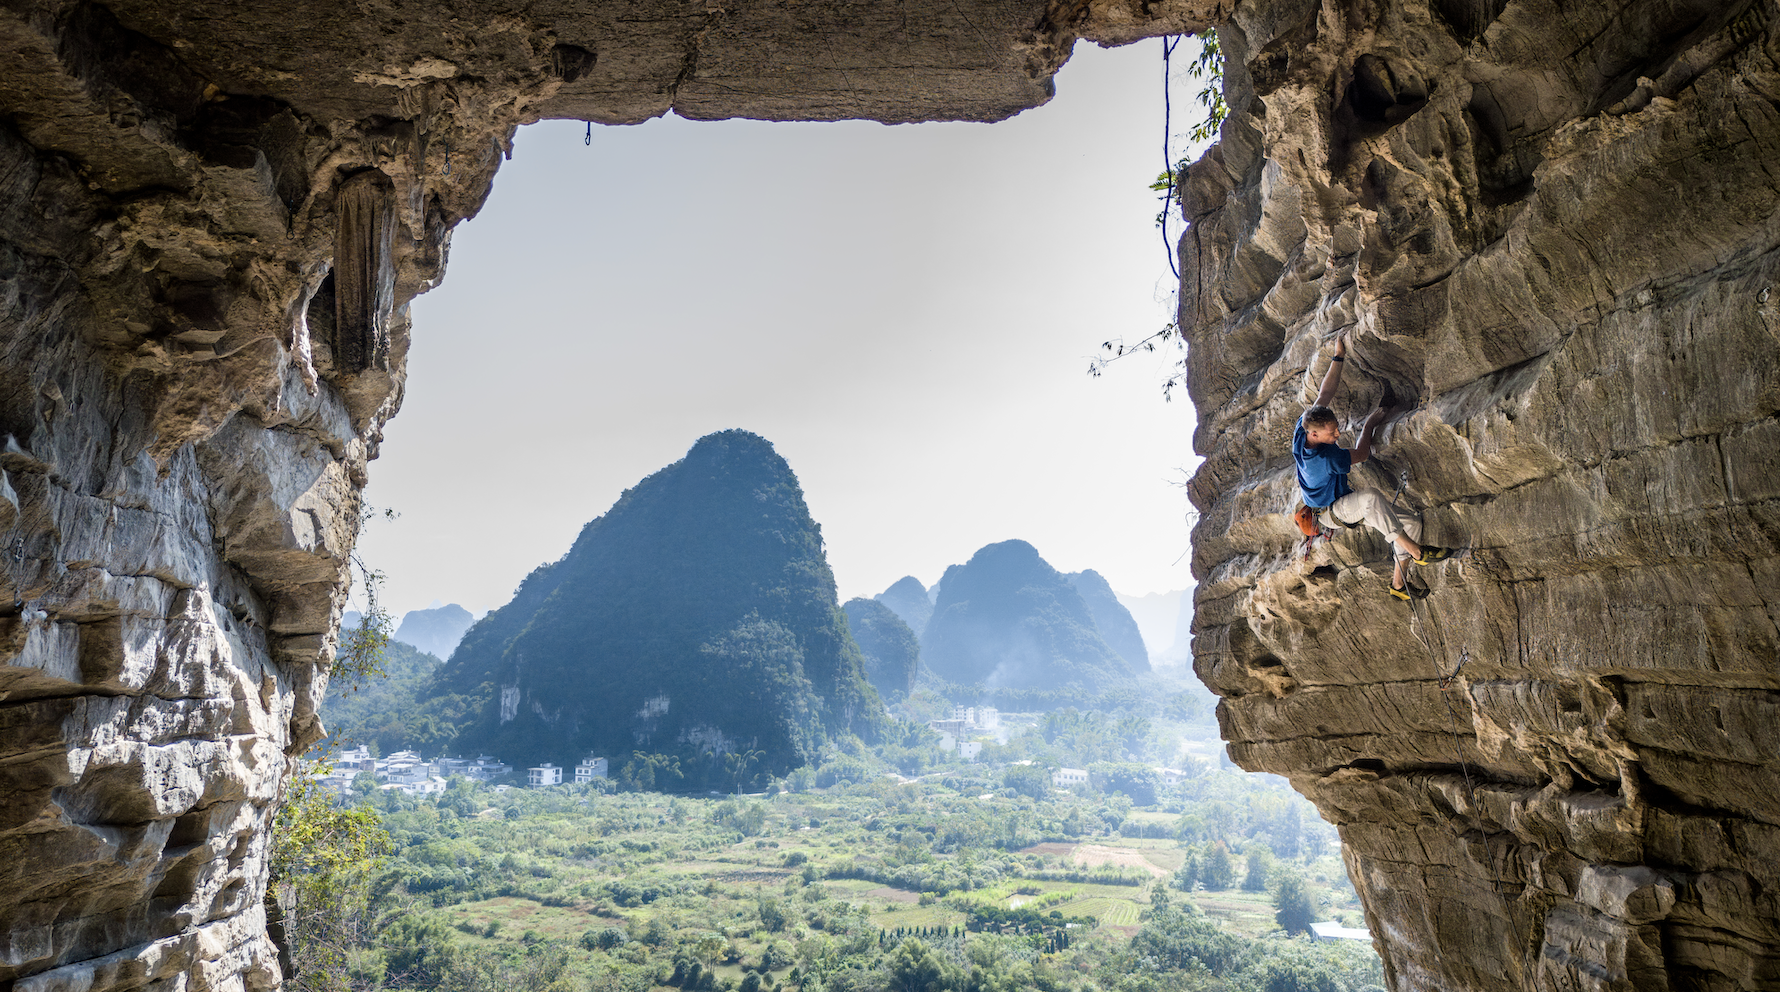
[1321,488,1422,559]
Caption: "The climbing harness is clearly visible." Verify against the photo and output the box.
[1294,505,1335,561]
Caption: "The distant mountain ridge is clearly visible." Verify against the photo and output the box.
[395,603,475,660]
[1065,569,1149,673]
[341,603,477,661]
[920,540,1134,694]
[422,430,884,786]
[874,576,933,634]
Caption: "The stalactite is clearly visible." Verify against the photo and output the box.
[330,170,396,375]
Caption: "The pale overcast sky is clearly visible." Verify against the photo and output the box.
[354,39,1211,620]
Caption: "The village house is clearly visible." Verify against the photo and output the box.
[1052,767,1089,789]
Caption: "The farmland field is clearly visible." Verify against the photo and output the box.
[1071,844,1169,878]
[1191,888,1283,937]
[1066,897,1142,927]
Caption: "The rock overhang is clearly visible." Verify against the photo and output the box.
[1184,1,1780,989]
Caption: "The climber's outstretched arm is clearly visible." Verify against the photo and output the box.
[1314,333,1346,408]
[1351,406,1389,464]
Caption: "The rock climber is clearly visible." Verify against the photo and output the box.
[1295,332,1452,602]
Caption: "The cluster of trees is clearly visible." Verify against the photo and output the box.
[972,700,1200,773]
[1173,844,1321,937]
[962,904,1092,937]
[607,750,776,797]
[319,640,477,756]
[1124,904,1382,991]
[1158,777,1334,861]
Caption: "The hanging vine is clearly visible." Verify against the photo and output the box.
[1090,33,1227,401]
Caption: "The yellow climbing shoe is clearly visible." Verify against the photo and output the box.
[1388,585,1412,603]
[1413,546,1455,566]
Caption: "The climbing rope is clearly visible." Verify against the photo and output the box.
[1405,600,1512,899]
[1390,467,1490,825]
[8,536,22,610]
[1299,525,1335,562]
[1436,646,1478,800]
[1406,604,1479,801]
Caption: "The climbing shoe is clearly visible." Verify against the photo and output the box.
[1413,546,1455,566]
[1388,585,1412,603]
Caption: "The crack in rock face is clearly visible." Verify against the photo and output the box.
[1183,0,1780,989]
[0,1,1216,989]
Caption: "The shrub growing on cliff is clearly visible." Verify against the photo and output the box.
[270,773,392,991]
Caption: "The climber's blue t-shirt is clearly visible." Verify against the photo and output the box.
[1294,413,1352,508]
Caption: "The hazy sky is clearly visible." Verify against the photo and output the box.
[354,39,1211,620]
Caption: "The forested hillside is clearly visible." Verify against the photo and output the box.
[420,431,884,787]
[1065,570,1149,673]
[321,640,468,755]
[841,598,921,702]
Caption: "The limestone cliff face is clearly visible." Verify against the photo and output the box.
[1184,1,1780,989]
[0,2,1212,989]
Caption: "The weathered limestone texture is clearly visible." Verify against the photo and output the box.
[0,1,1214,989]
[1185,1,1780,989]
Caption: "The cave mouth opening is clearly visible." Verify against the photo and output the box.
[352,39,1210,621]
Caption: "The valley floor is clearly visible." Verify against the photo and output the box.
[282,769,1385,992]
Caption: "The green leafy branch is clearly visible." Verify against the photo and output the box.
[334,505,400,694]
[270,771,393,883]
[1099,32,1222,401]
[1188,32,1227,145]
